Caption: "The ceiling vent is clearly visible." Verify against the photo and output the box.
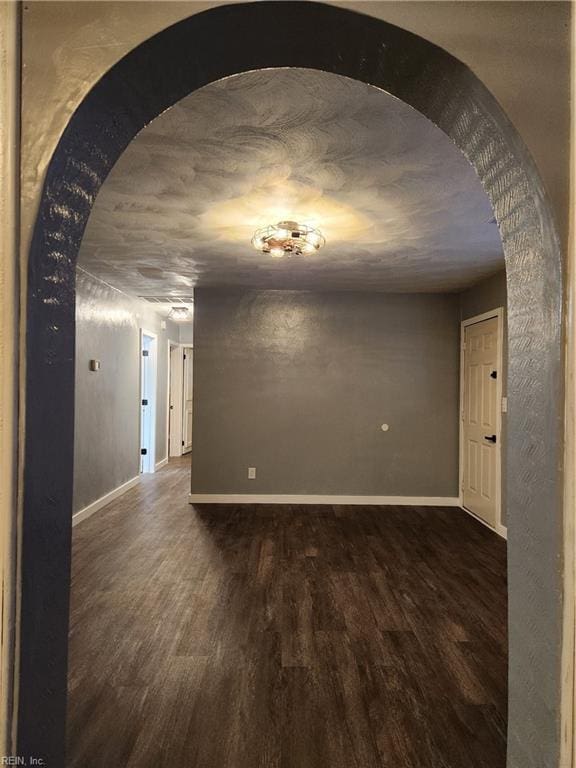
[139,296,194,304]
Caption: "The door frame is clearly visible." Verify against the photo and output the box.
[167,343,194,457]
[139,328,158,473]
[459,308,506,538]
[167,342,185,459]
[182,345,194,455]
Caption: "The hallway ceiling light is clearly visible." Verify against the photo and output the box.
[252,220,325,257]
[169,306,190,321]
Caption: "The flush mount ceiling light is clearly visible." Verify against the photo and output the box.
[168,306,190,321]
[251,220,325,258]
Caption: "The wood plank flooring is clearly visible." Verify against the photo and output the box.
[67,457,507,768]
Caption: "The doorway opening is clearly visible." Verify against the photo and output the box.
[19,3,565,766]
[140,330,157,473]
[168,344,194,459]
[183,347,194,456]
[460,309,506,536]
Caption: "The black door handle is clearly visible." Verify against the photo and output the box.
[484,434,497,443]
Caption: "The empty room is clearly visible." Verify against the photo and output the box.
[66,66,509,767]
[2,3,572,768]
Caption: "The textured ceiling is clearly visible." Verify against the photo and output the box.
[78,68,504,295]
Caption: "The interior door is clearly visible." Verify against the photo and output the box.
[182,347,193,454]
[462,316,500,527]
[140,334,154,473]
[169,345,183,457]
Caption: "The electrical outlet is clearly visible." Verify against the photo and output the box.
[248,467,256,480]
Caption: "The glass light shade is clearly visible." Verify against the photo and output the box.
[252,220,325,257]
[169,306,190,321]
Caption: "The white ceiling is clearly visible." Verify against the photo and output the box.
[78,67,504,296]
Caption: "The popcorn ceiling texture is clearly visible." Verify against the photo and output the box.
[79,68,503,295]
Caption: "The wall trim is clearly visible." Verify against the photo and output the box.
[155,457,168,471]
[497,523,508,540]
[72,476,140,527]
[0,1,21,754]
[189,493,461,506]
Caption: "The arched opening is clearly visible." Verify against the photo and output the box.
[20,4,564,767]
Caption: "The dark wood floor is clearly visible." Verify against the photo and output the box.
[67,457,507,768]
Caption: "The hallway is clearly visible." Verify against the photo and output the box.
[67,458,507,768]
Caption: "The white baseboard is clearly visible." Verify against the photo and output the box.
[188,493,461,506]
[155,457,169,471]
[460,505,508,540]
[73,475,140,527]
[496,523,508,540]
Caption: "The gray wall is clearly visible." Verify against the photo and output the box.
[460,269,507,322]
[73,269,178,513]
[179,321,194,345]
[459,269,508,524]
[191,289,460,497]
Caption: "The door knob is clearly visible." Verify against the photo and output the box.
[484,434,497,443]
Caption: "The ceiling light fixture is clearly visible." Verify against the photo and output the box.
[252,220,325,258]
[169,306,190,321]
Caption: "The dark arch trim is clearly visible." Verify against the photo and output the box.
[22,3,564,766]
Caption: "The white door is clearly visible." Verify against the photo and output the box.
[169,345,183,457]
[182,347,193,454]
[140,332,157,473]
[462,315,501,527]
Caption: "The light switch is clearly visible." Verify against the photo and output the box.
[501,397,508,413]
[248,467,256,479]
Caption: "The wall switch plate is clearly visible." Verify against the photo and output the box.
[501,396,508,413]
[248,467,256,479]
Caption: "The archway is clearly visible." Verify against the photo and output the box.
[21,3,564,766]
